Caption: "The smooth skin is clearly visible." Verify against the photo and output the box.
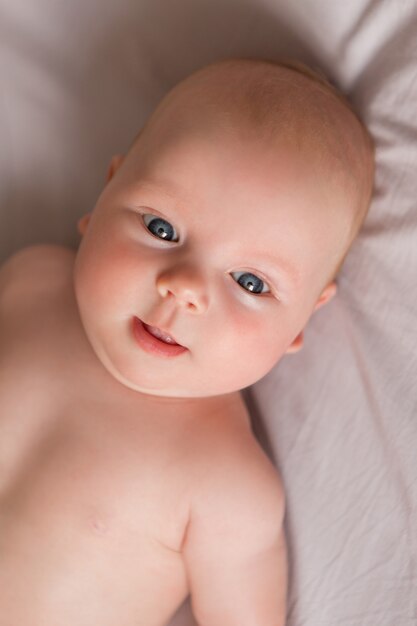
[74,126,339,400]
[0,60,371,626]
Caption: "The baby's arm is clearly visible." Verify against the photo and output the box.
[182,445,287,626]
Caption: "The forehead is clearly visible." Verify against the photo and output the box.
[116,127,352,285]
[125,120,350,225]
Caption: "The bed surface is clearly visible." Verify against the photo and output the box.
[1,1,416,624]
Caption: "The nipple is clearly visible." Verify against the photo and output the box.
[86,512,108,536]
[91,518,108,534]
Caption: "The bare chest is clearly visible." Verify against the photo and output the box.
[0,262,199,624]
[0,281,194,541]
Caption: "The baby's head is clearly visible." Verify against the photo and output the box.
[74,57,374,399]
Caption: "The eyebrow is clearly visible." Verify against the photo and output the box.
[138,178,191,205]
[249,250,300,287]
[134,179,300,289]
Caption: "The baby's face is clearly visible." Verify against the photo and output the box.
[73,121,349,399]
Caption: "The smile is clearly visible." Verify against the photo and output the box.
[132,317,188,358]
[143,323,179,345]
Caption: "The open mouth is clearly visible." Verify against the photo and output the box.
[132,317,188,358]
[142,323,181,345]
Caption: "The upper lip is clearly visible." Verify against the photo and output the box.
[139,318,185,347]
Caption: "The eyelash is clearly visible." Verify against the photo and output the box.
[141,213,273,297]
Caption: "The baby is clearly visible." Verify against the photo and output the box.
[0,57,374,626]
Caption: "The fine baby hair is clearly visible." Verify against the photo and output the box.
[126,56,375,289]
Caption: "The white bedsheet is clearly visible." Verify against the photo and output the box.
[1,1,416,624]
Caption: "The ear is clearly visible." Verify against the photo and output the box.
[285,331,304,354]
[285,282,338,355]
[313,281,338,312]
[106,153,125,183]
[77,154,125,237]
[77,213,91,236]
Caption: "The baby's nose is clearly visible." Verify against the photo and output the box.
[156,264,209,314]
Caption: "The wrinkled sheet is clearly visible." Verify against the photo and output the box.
[0,1,416,624]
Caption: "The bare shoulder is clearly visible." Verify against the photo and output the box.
[0,244,76,310]
[0,243,75,280]
[188,392,285,531]
[182,395,287,626]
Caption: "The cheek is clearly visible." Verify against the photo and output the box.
[209,300,288,381]
[74,231,149,316]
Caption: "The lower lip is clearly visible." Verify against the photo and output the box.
[132,317,188,358]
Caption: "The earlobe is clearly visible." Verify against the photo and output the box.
[285,282,337,355]
[106,154,125,182]
[77,213,91,236]
[285,331,304,354]
[314,281,337,312]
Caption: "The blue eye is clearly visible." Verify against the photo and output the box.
[142,214,271,296]
[231,271,270,295]
[143,214,179,242]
